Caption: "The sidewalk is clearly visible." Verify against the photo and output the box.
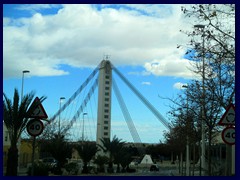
[3,167,28,176]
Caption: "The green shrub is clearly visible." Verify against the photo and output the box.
[65,162,79,175]
[27,162,49,176]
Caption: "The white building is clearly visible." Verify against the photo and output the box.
[3,121,10,146]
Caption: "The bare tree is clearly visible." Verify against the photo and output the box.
[166,4,235,176]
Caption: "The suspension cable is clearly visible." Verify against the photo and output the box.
[112,78,142,143]
[48,66,99,124]
[62,78,98,134]
[112,65,170,130]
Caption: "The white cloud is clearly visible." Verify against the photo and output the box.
[144,57,197,79]
[3,4,193,79]
[141,82,151,86]
[3,17,11,26]
[173,82,187,89]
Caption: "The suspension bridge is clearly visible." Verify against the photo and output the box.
[47,59,170,146]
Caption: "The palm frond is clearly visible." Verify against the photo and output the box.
[12,89,19,123]
[3,93,13,128]
[17,91,36,139]
[3,88,47,144]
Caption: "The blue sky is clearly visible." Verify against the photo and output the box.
[3,4,197,143]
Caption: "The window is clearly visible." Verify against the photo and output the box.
[105,81,110,85]
[105,98,109,101]
[105,75,109,79]
[105,104,109,107]
[104,115,108,118]
[105,86,109,90]
[104,121,108,124]
[104,126,108,130]
[104,109,109,113]
[105,92,109,96]
[104,132,108,136]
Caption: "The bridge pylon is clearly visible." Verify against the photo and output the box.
[96,60,112,154]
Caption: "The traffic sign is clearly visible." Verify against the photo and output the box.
[27,119,44,136]
[29,97,48,119]
[218,103,235,126]
[221,126,235,145]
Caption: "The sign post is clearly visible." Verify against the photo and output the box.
[27,97,48,176]
[26,119,44,137]
[29,97,48,119]
[221,127,235,145]
[218,103,235,126]
[218,103,235,176]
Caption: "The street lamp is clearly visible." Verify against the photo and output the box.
[82,112,88,142]
[58,97,65,136]
[18,70,30,171]
[182,84,190,176]
[194,24,206,175]
[21,70,30,101]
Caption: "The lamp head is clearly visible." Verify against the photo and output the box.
[23,70,30,73]
[194,24,205,29]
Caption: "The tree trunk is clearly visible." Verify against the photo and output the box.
[6,146,18,176]
[180,152,183,175]
[107,161,114,173]
[192,143,196,176]
[208,129,212,176]
[199,140,202,176]
[116,164,120,173]
[82,162,88,174]
[107,155,114,173]
[98,165,105,173]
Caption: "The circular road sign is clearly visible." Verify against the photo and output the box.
[221,126,235,145]
[27,119,44,137]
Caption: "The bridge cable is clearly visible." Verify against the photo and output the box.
[62,78,98,134]
[86,76,98,141]
[112,66,170,130]
[112,78,142,143]
[48,66,99,124]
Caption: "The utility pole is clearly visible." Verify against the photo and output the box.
[21,70,30,101]
[82,113,87,142]
[19,70,30,172]
[182,84,190,176]
[194,24,206,175]
[59,97,65,137]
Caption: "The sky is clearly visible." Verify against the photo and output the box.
[3,4,197,143]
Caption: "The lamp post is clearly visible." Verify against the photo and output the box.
[18,70,30,171]
[58,97,65,137]
[182,84,190,176]
[82,113,88,142]
[194,24,206,175]
[21,70,30,101]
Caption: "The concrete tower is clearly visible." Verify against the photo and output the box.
[96,60,112,150]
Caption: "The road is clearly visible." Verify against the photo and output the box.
[13,161,180,176]
[114,169,179,176]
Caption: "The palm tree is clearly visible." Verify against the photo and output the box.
[115,146,133,173]
[113,147,124,173]
[94,155,109,173]
[3,88,46,176]
[75,142,99,174]
[42,134,72,175]
[98,135,125,173]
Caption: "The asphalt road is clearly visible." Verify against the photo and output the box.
[10,161,180,176]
